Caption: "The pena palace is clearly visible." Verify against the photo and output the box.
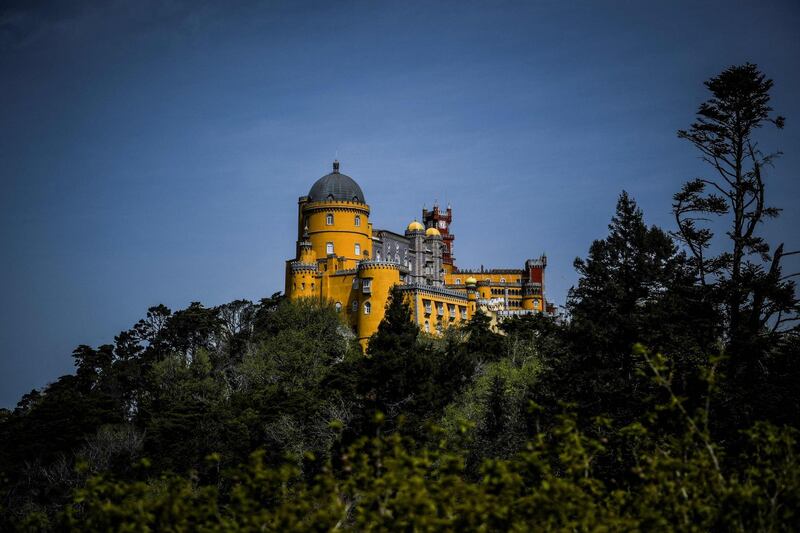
[285,161,555,347]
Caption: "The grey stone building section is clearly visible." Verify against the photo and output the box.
[372,228,444,287]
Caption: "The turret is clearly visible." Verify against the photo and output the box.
[297,161,371,271]
[522,256,546,312]
[465,276,478,314]
[425,227,443,286]
[405,220,426,285]
[355,261,402,349]
[298,225,317,264]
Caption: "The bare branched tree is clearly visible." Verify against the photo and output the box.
[673,63,798,352]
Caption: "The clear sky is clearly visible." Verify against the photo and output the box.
[1,0,798,407]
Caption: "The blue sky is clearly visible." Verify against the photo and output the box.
[1,0,798,407]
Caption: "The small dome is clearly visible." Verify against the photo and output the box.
[406,220,424,232]
[425,227,441,237]
[465,276,478,285]
[307,161,365,203]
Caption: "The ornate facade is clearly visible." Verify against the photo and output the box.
[285,162,554,347]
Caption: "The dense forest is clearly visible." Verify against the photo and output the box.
[2,64,798,531]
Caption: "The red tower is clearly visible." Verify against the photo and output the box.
[422,203,455,270]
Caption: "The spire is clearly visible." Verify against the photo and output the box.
[332,160,340,173]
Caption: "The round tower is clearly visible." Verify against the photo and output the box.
[405,221,426,285]
[298,161,372,270]
[425,227,443,286]
[465,276,478,314]
[355,261,402,348]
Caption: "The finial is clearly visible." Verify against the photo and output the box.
[333,160,340,173]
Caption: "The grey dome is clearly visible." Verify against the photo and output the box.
[308,161,365,203]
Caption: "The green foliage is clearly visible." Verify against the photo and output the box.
[1,62,798,532]
[57,408,800,532]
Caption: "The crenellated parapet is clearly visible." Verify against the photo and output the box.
[289,261,318,272]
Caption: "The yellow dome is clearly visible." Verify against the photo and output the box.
[465,276,478,285]
[425,227,441,237]
[407,220,424,232]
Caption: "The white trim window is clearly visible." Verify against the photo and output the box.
[364,301,371,315]
[355,243,361,256]
[334,302,342,312]
[326,213,334,225]
[326,242,334,255]
[354,215,361,227]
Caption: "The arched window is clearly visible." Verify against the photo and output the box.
[326,242,334,255]
[376,250,381,261]
[500,277,506,283]
[364,301,371,315]
[455,278,462,285]
[334,302,342,312]
[354,215,361,227]
[326,213,334,225]
[424,321,430,333]
[355,243,361,256]
[352,300,358,312]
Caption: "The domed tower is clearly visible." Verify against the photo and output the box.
[425,227,444,286]
[297,161,372,269]
[405,220,426,285]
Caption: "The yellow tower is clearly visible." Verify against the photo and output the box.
[296,160,371,272]
[355,262,402,348]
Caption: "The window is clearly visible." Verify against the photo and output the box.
[326,213,334,225]
[326,242,334,255]
[424,321,430,333]
[355,243,361,256]
[352,300,358,312]
[500,277,506,283]
[376,250,381,261]
[455,278,462,285]
[449,305,456,318]
[364,302,371,315]
[352,278,360,289]
[334,302,342,312]
[437,304,444,316]
[362,279,372,294]
[424,300,432,314]
[460,307,467,320]
[354,215,361,227]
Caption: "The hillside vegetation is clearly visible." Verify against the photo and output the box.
[1,64,798,532]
